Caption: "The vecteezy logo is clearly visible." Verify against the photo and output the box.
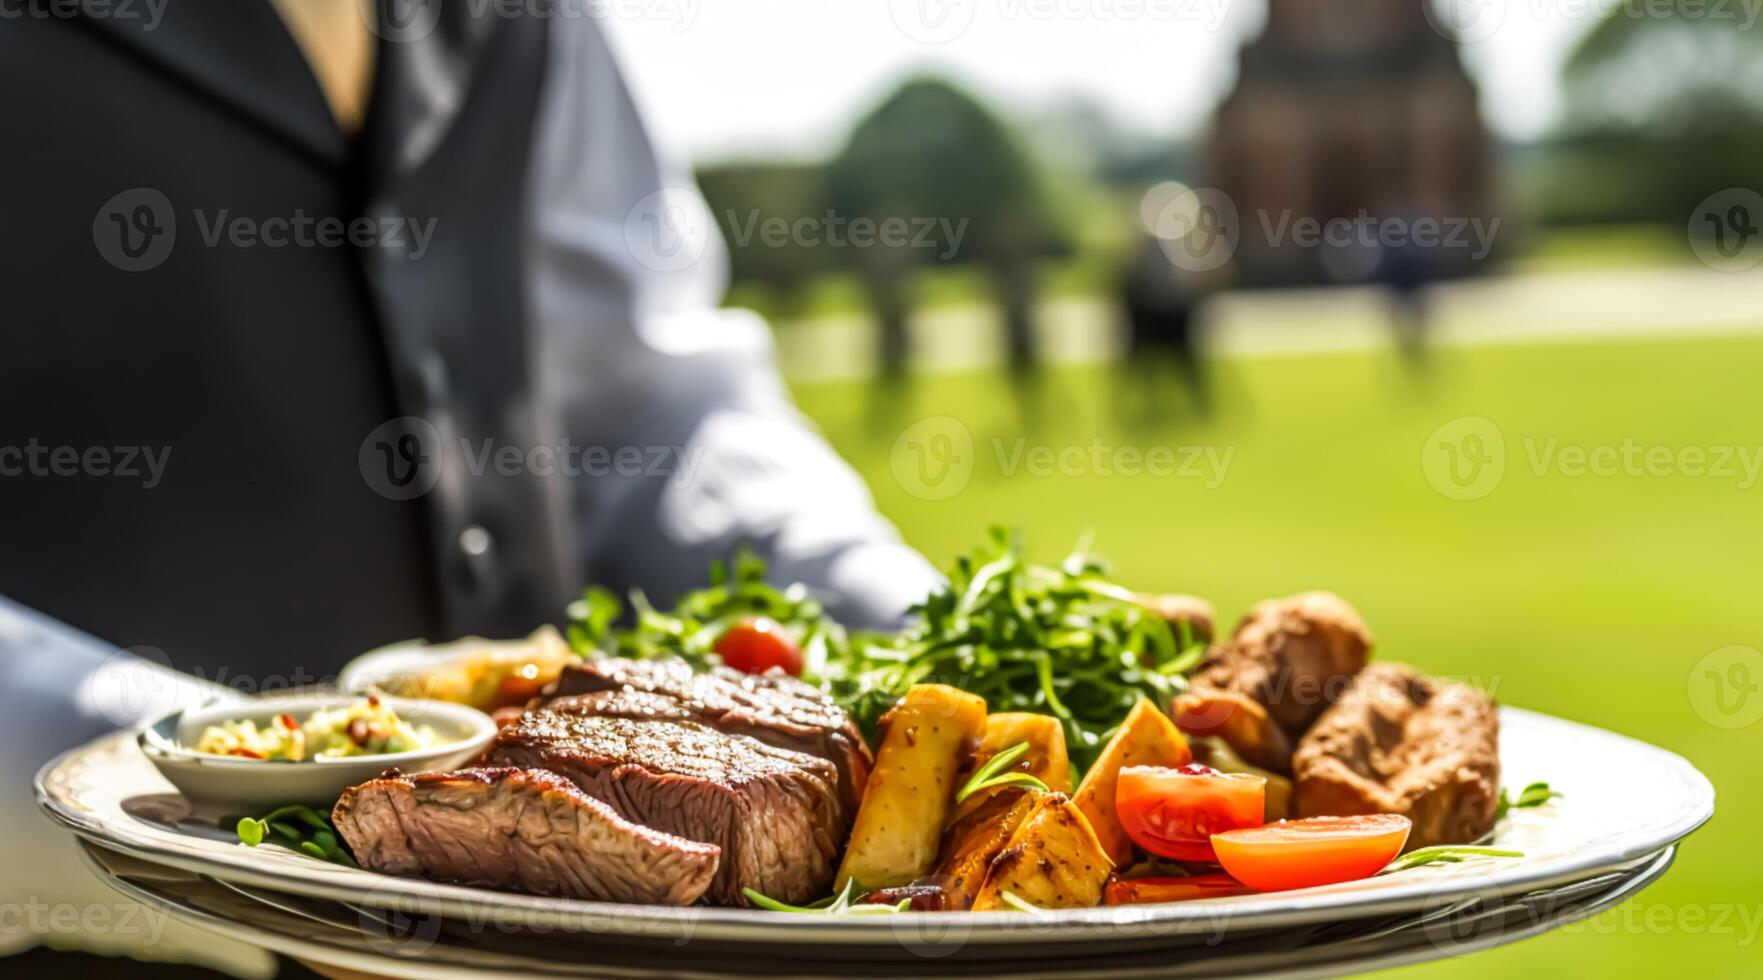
[1689,645,1763,729]
[367,0,443,43]
[356,881,443,958]
[890,416,974,501]
[1419,871,1507,952]
[93,188,176,272]
[1421,416,1506,501]
[623,188,712,273]
[1424,0,1506,43]
[1152,187,1239,273]
[359,417,442,501]
[1689,189,1763,271]
[888,0,976,44]
[86,645,177,727]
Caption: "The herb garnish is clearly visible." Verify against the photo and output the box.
[1495,781,1561,820]
[742,879,909,915]
[1382,846,1525,873]
[954,742,1050,806]
[234,805,355,866]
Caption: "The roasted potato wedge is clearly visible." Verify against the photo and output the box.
[931,787,1039,909]
[974,712,1072,792]
[949,712,1072,823]
[971,793,1112,911]
[835,684,987,891]
[1071,698,1192,866]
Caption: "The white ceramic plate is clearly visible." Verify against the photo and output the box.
[36,706,1713,949]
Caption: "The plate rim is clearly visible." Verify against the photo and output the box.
[75,839,1682,979]
[36,705,1715,946]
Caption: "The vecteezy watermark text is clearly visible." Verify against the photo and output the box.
[0,440,171,489]
[191,210,436,260]
[360,418,706,500]
[0,0,169,30]
[1258,210,1501,261]
[889,416,1234,500]
[1423,417,1763,500]
[0,898,169,945]
[724,210,970,261]
[93,188,437,272]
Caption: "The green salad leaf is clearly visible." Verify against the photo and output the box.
[565,547,849,674]
[563,530,1207,776]
[815,528,1207,773]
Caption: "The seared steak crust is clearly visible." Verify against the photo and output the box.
[546,657,872,811]
[1293,663,1501,850]
[486,711,844,905]
[331,767,719,905]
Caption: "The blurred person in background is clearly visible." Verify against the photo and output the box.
[1119,230,1213,423]
[0,1,937,973]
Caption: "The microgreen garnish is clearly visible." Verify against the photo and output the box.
[1000,891,1044,914]
[742,879,909,915]
[955,742,1050,806]
[1496,781,1561,820]
[1381,846,1524,873]
[233,805,355,867]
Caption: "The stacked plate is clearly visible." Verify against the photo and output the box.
[36,707,1715,978]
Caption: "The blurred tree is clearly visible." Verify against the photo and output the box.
[824,77,1065,382]
[1548,7,1763,226]
[696,162,834,317]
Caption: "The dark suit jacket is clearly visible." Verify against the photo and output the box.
[0,0,573,681]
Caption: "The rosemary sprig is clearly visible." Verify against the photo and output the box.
[1382,846,1524,873]
[954,742,1050,806]
[742,879,910,915]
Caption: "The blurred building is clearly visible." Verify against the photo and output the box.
[1211,0,1493,286]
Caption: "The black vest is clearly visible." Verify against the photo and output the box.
[0,1,574,683]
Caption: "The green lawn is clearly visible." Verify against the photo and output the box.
[791,333,1763,977]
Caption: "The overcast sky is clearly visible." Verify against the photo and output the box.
[597,0,1599,167]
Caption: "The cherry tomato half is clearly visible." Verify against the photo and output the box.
[1211,814,1412,891]
[1103,873,1256,906]
[713,617,804,676]
[1115,764,1266,862]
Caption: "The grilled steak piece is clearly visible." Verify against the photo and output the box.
[544,657,872,811]
[331,767,719,905]
[1174,592,1372,774]
[486,711,845,905]
[1293,663,1501,850]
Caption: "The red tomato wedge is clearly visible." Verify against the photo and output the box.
[1211,814,1412,891]
[713,617,804,676]
[1104,873,1257,906]
[1115,764,1266,862]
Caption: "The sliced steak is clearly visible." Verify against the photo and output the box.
[331,767,719,905]
[545,656,872,810]
[485,711,844,905]
[1174,591,1372,774]
[1293,663,1501,850]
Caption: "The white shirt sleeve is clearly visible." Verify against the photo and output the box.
[524,16,940,629]
[0,598,272,973]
